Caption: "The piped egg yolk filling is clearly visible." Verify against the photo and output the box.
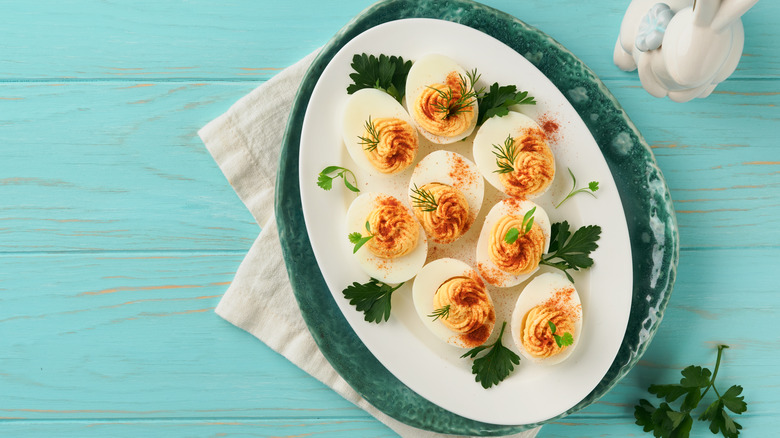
[413,72,475,137]
[433,274,494,347]
[521,304,576,359]
[498,129,555,198]
[488,215,545,275]
[364,197,419,259]
[412,183,470,244]
[362,117,418,174]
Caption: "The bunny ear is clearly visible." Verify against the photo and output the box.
[711,0,758,32]
[692,0,719,27]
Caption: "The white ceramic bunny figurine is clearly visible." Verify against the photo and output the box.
[614,0,758,102]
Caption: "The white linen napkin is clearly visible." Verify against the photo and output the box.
[198,51,540,438]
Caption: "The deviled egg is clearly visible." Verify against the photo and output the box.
[510,272,582,364]
[342,88,419,175]
[405,54,480,144]
[346,192,427,284]
[407,150,484,244]
[473,111,555,199]
[413,258,495,348]
[476,199,550,288]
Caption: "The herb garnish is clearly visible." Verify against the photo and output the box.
[428,69,484,118]
[358,116,381,152]
[555,168,599,208]
[346,53,412,104]
[460,321,520,389]
[410,184,438,212]
[492,134,518,174]
[317,166,359,193]
[634,345,747,438]
[504,207,536,244]
[539,221,601,282]
[342,278,405,323]
[427,305,451,322]
[477,82,536,125]
[348,221,373,254]
[547,320,573,348]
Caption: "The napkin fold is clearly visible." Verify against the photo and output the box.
[199,51,539,438]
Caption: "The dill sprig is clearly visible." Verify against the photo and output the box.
[492,134,518,174]
[357,116,381,152]
[410,184,438,212]
[427,305,451,322]
[428,69,484,118]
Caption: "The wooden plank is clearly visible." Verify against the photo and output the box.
[0,419,397,437]
[1,248,775,432]
[0,0,775,81]
[1,80,777,252]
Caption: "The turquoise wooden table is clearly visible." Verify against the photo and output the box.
[2,1,777,436]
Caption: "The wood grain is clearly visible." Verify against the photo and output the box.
[2,0,778,436]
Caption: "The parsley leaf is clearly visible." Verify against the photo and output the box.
[477,82,536,125]
[634,345,747,438]
[539,221,601,282]
[342,278,404,323]
[317,166,359,193]
[460,321,520,389]
[346,53,412,103]
[503,227,520,244]
[504,207,536,244]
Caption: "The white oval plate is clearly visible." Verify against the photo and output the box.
[298,18,632,425]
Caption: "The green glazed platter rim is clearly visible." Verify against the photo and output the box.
[275,0,679,434]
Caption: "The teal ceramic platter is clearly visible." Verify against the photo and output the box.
[276,0,678,434]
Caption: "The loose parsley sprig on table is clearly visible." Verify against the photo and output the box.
[348,221,373,254]
[317,166,359,193]
[427,305,450,322]
[547,320,573,348]
[555,168,599,208]
[346,53,412,104]
[428,69,484,118]
[477,82,536,125]
[358,116,381,152]
[492,134,518,174]
[342,278,405,323]
[460,321,520,389]
[539,221,601,282]
[504,207,536,244]
[634,345,747,438]
[410,184,438,212]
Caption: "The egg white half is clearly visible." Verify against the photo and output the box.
[473,111,554,199]
[408,150,485,242]
[404,54,479,144]
[412,258,494,348]
[345,192,428,284]
[475,199,551,288]
[510,272,582,365]
[342,88,418,175]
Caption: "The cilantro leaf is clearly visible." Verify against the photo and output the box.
[555,168,600,208]
[477,82,536,125]
[348,222,374,254]
[346,53,412,103]
[460,321,520,389]
[342,278,404,323]
[539,221,601,282]
[318,166,359,193]
[558,332,574,347]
